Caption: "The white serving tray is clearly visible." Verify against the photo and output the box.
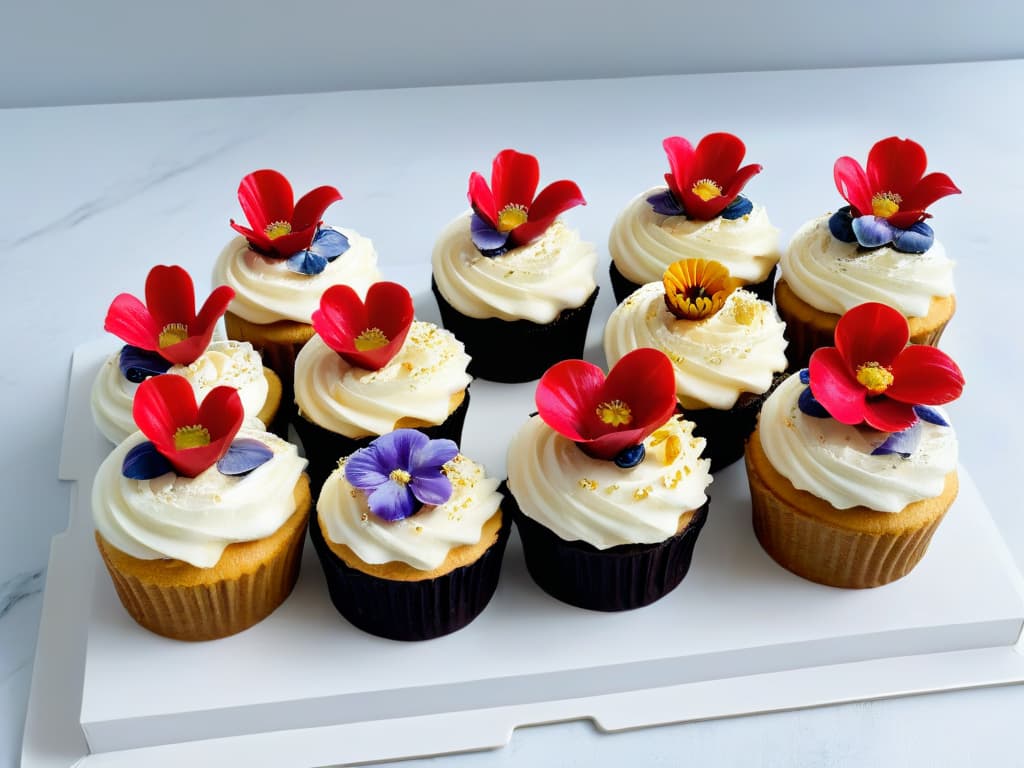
[21,306,1024,767]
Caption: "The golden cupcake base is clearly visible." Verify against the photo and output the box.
[745,426,958,589]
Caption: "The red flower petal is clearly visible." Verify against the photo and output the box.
[866,137,927,197]
[312,282,414,371]
[133,375,200,456]
[833,156,873,216]
[691,132,746,184]
[145,265,196,330]
[685,161,763,220]
[261,225,320,257]
[508,179,586,247]
[861,396,918,433]
[899,171,962,215]
[237,170,294,232]
[536,359,608,442]
[292,185,342,232]
[104,293,161,351]
[196,385,245,446]
[491,149,539,210]
[229,220,269,250]
[887,345,965,405]
[808,347,868,425]
[155,284,235,366]
[468,171,498,225]
[663,136,695,200]
[834,302,909,369]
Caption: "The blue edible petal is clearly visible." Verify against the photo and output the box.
[913,404,950,426]
[851,215,898,248]
[798,386,831,418]
[892,221,934,254]
[871,422,922,458]
[308,227,350,261]
[828,206,857,243]
[217,438,274,476]
[285,249,330,275]
[720,195,753,220]
[123,441,173,479]
[470,213,510,256]
[798,368,810,385]
[646,188,686,217]
[614,444,646,468]
[119,345,172,383]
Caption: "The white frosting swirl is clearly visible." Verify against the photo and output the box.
[758,374,957,513]
[507,416,712,549]
[294,322,472,438]
[92,425,308,568]
[781,214,954,317]
[318,454,502,571]
[91,340,271,444]
[431,212,598,324]
[604,285,788,410]
[609,189,780,285]
[212,226,381,324]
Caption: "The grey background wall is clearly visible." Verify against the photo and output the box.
[2,0,1022,108]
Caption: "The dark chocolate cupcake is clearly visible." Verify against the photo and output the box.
[312,430,509,641]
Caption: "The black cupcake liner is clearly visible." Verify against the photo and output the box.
[610,261,778,305]
[431,278,598,383]
[683,371,788,472]
[293,389,471,498]
[309,508,511,641]
[505,483,709,612]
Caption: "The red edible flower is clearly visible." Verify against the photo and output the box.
[311,282,415,371]
[104,265,234,365]
[132,375,244,478]
[808,303,964,433]
[662,133,762,220]
[833,137,961,229]
[468,149,586,249]
[230,169,342,257]
[535,348,677,460]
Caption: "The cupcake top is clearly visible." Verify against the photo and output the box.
[609,134,779,286]
[507,349,712,549]
[758,303,964,512]
[92,377,307,568]
[295,282,472,438]
[431,149,596,324]
[212,170,381,324]
[782,137,960,318]
[604,259,787,410]
[318,430,502,571]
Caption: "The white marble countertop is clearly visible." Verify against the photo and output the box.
[3,59,1023,766]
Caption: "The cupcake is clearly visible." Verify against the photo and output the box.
[609,133,780,305]
[212,169,382,398]
[746,302,965,588]
[604,258,788,470]
[431,148,598,382]
[311,429,509,641]
[777,136,960,369]
[92,264,282,443]
[293,281,472,495]
[93,375,310,640]
[507,348,712,611]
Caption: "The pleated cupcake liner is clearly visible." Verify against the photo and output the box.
[96,525,307,642]
[609,262,777,305]
[745,451,948,589]
[293,389,472,498]
[505,485,709,612]
[431,279,598,383]
[309,510,512,641]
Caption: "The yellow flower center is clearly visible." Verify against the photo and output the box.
[871,191,902,219]
[496,204,529,232]
[596,399,632,427]
[158,322,188,348]
[691,178,723,202]
[173,424,211,450]
[264,220,293,240]
[856,362,895,394]
[389,468,412,485]
[354,327,389,351]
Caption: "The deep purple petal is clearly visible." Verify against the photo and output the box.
[308,227,350,260]
[798,368,810,385]
[720,195,753,220]
[851,215,897,248]
[119,345,173,383]
[914,404,950,426]
[891,221,934,254]
[870,422,923,457]
[367,481,416,522]
[410,473,453,506]
[381,429,430,469]
[410,437,458,474]
[122,441,174,480]
[285,249,329,275]
[345,446,391,491]
[613,444,646,468]
[216,438,273,476]
[828,206,857,243]
[798,386,832,418]
[470,213,510,255]
[647,188,685,217]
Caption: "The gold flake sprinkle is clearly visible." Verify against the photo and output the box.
[605,483,620,494]
[633,486,652,500]
[664,434,681,465]
[662,470,683,489]
[578,478,598,491]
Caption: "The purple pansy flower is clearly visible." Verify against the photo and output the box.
[344,429,459,522]
[284,227,350,275]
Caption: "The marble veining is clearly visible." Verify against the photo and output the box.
[0,570,45,622]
